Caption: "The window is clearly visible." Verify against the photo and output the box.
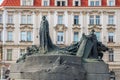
[21,15,26,24]
[96,15,100,25]
[8,15,13,24]
[57,32,64,44]
[22,0,33,6]
[75,1,79,6]
[74,15,79,25]
[108,32,114,42]
[109,49,114,62]
[7,31,13,41]
[20,49,25,56]
[0,31,2,41]
[89,0,101,6]
[27,15,32,24]
[89,15,94,25]
[108,0,115,6]
[7,49,12,61]
[62,1,65,6]
[57,1,60,6]
[21,31,26,41]
[56,1,66,6]
[95,32,101,41]
[0,14,2,23]
[89,15,100,25]
[58,15,63,24]
[73,32,79,43]
[21,31,32,41]
[44,1,48,6]
[108,15,114,25]
[27,31,32,41]
[21,15,32,24]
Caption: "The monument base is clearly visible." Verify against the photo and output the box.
[10,55,110,80]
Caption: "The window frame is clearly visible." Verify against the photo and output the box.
[107,0,115,6]
[89,0,101,6]
[21,15,32,24]
[74,15,79,25]
[58,15,63,24]
[7,49,12,61]
[56,0,67,6]
[89,15,100,25]
[21,31,32,41]
[57,32,64,44]
[108,15,114,25]
[73,32,79,43]
[7,31,13,41]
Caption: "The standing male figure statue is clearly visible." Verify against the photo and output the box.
[39,16,57,53]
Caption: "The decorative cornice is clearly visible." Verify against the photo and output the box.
[20,24,33,31]
[6,24,15,31]
[89,10,101,14]
[72,24,81,31]
[107,25,116,32]
[88,25,102,32]
[0,23,3,30]
[54,24,67,31]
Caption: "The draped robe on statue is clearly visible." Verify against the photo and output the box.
[76,33,98,59]
[39,16,56,52]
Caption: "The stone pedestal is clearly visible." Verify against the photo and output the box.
[83,61,110,80]
[10,55,110,80]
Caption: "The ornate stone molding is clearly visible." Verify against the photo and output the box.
[7,11,15,14]
[57,11,64,15]
[5,41,14,45]
[21,10,33,15]
[73,12,80,15]
[82,11,87,15]
[20,24,33,31]
[72,24,81,31]
[67,11,72,15]
[107,25,116,32]
[34,10,40,16]
[41,11,48,15]
[50,11,54,15]
[88,25,102,32]
[89,10,101,14]
[19,41,33,45]
[0,23,3,30]
[6,24,15,31]
[54,24,67,31]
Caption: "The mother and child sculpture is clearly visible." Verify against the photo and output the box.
[16,16,109,63]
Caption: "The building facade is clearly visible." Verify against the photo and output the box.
[0,0,120,79]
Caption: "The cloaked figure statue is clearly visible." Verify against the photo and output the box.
[39,16,57,53]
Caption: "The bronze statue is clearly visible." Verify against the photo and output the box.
[16,16,109,63]
[39,16,58,53]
